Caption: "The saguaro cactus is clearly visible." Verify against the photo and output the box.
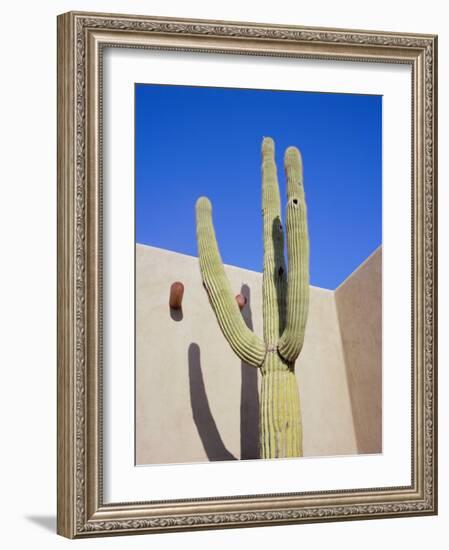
[196,137,309,459]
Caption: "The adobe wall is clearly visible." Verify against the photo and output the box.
[135,244,373,465]
[335,247,382,454]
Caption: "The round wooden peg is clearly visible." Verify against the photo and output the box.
[169,282,184,309]
[235,294,247,310]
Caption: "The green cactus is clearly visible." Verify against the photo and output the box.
[196,137,309,459]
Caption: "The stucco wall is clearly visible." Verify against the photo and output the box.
[136,244,362,465]
[335,247,382,454]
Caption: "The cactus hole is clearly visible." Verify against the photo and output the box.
[293,198,298,205]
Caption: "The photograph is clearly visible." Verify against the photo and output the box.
[134,83,382,465]
[56,10,437,537]
[0,0,443,544]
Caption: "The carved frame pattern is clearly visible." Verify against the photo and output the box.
[57,11,437,538]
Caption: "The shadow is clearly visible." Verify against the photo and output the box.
[239,284,260,459]
[273,217,287,333]
[170,306,183,322]
[24,515,56,533]
[188,343,236,461]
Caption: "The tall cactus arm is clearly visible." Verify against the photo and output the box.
[261,137,287,345]
[277,146,310,363]
[196,197,267,367]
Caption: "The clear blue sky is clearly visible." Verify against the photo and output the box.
[135,84,381,290]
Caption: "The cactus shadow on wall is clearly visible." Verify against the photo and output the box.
[188,343,236,461]
[239,284,260,460]
[188,285,260,461]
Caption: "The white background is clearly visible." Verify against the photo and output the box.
[0,0,445,548]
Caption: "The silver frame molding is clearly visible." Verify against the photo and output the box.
[57,11,438,538]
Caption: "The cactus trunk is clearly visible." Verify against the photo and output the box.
[260,354,302,459]
[196,136,309,460]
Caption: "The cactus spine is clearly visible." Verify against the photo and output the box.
[195,137,309,459]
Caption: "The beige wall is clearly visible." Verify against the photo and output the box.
[135,244,382,465]
[335,247,382,454]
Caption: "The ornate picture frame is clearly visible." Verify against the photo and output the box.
[57,11,437,538]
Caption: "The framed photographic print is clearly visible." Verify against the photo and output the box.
[57,11,438,538]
